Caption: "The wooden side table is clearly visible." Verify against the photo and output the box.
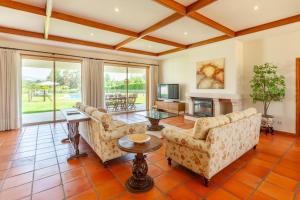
[61,108,90,160]
[118,135,162,193]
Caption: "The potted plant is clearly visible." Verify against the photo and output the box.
[250,63,286,133]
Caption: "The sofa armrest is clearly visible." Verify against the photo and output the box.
[162,128,208,152]
[102,123,147,141]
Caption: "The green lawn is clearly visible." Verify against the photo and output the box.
[22,93,79,114]
[22,92,146,114]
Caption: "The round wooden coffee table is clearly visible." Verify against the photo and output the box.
[118,135,162,193]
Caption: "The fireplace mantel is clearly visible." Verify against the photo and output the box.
[187,93,241,100]
[185,93,242,121]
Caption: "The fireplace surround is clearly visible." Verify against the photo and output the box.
[185,93,242,121]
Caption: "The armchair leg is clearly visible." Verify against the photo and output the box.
[167,158,172,166]
[204,177,210,187]
[253,145,257,150]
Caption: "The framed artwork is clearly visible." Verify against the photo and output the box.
[196,58,225,89]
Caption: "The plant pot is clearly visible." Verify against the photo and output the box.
[261,115,274,128]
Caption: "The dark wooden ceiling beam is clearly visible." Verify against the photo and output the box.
[187,35,230,49]
[115,13,183,49]
[153,0,186,15]
[0,26,158,56]
[143,35,186,48]
[153,0,235,37]
[158,47,185,56]
[187,12,235,37]
[186,0,217,14]
[236,14,300,36]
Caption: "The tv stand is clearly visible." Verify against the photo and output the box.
[155,100,185,115]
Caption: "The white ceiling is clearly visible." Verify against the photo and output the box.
[0,7,44,33]
[14,0,46,8]
[0,0,299,57]
[150,17,223,45]
[49,19,128,45]
[200,0,300,31]
[123,39,174,53]
[175,0,197,6]
[51,0,174,32]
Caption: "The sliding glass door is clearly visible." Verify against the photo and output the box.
[104,64,148,113]
[128,67,147,111]
[55,61,82,121]
[22,57,81,125]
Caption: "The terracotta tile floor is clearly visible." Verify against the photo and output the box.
[0,115,300,200]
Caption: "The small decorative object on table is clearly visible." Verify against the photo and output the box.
[118,135,161,193]
[250,63,286,135]
[127,134,151,143]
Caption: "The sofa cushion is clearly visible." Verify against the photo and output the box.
[97,108,107,113]
[226,111,244,122]
[79,104,88,112]
[92,111,113,131]
[85,106,97,115]
[242,107,257,117]
[75,102,82,108]
[193,115,230,140]
[108,120,127,131]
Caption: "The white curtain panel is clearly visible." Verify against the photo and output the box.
[150,65,159,107]
[82,59,104,108]
[0,49,21,131]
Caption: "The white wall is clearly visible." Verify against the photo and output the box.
[242,31,300,134]
[159,30,300,134]
[159,39,244,101]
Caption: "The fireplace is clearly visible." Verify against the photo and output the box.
[185,93,242,121]
[191,97,213,117]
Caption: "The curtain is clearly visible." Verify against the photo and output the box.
[149,65,159,107]
[82,59,104,108]
[0,49,21,131]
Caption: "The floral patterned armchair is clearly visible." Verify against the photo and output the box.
[162,108,261,186]
[75,103,146,166]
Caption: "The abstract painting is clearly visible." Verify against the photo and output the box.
[196,58,225,89]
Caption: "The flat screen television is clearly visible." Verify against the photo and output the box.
[157,84,180,101]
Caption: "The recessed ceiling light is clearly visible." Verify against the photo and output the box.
[184,32,188,35]
[90,33,94,36]
[114,7,119,12]
[253,5,259,11]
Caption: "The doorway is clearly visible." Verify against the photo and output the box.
[104,63,149,113]
[21,57,81,125]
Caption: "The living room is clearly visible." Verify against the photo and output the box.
[0,0,300,199]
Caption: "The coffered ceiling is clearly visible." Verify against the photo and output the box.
[0,0,299,57]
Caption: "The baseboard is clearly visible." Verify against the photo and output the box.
[273,130,296,136]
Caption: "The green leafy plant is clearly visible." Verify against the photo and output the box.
[250,63,286,117]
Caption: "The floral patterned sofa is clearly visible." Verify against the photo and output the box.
[75,103,146,166]
[162,108,261,186]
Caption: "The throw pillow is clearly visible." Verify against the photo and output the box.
[92,111,112,131]
[242,107,257,117]
[193,115,230,140]
[226,111,244,122]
